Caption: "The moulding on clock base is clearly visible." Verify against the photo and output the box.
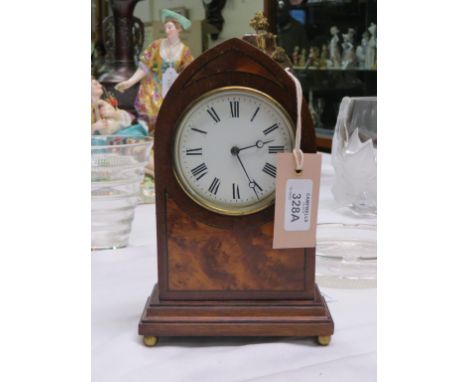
[138,284,334,338]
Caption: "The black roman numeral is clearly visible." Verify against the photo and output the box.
[250,107,260,122]
[230,100,239,118]
[191,127,207,135]
[263,123,279,135]
[191,163,208,180]
[268,145,285,154]
[186,147,202,156]
[208,177,221,195]
[207,107,221,123]
[262,163,277,178]
[232,183,240,199]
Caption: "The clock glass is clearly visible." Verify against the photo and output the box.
[173,86,294,215]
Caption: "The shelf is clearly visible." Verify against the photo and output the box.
[292,0,372,9]
[273,0,377,149]
[316,127,334,137]
[294,67,377,72]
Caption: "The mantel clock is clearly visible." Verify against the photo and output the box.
[139,37,334,347]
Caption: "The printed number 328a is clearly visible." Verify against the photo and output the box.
[290,193,301,223]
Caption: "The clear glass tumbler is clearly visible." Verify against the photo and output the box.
[91,136,153,250]
[331,96,377,216]
[316,223,377,288]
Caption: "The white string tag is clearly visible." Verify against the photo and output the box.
[273,68,322,249]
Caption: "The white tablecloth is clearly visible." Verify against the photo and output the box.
[92,154,377,382]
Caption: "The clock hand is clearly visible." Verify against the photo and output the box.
[231,147,260,200]
[252,180,263,192]
[237,139,275,152]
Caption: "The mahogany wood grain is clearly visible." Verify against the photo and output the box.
[153,38,316,301]
[139,284,333,337]
[164,198,317,300]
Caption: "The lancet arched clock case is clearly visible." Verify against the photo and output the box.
[139,38,334,346]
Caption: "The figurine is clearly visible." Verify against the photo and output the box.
[366,23,377,69]
[341,28,357,69]
[329,26,341,68]
[92,77,138,135]
[355,31,369,69]
[304,47,313,68]
[276,0,309,59]
[249,11,270,52]
[320,44,329,68]
[299,48,307,67]
[308,88,318,125]
[203,0,227,42]
[305,46,320,68]
[313,46,321,68]
[347,28,356,45]
[316,98,325,129]
[115,9,194,130]
[292,46,300,66]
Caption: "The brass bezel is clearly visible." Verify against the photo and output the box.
[173,86,294,216]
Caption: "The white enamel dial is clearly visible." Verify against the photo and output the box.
[173,87,294,215]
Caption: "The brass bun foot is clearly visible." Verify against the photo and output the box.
[316,335,331,346]
[143,335,158,347]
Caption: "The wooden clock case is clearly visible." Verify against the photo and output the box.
[139,38,333,343]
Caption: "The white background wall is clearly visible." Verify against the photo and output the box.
[134,0,263,50]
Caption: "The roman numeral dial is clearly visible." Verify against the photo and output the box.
[207,107,221,123]
[268,145,285,154]
[263,123,279,135]
[262,162,277,178]
[232,183,240,199]
[250,107,260,122]
[230,101,239,118]
[208,177,221,195]
[186,148,202,156]
[191,163,208,180]
[174,87,294,215]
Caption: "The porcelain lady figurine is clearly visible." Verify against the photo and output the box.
[92,77,148,137]
[299,48,307,67]
[292,46,300,66]
[305,46,320,68]
[366,23,377,69]
[115,9,194,130]
[356,31,369,69]
[341,28,357,69]
[320,44,330,68]
[329,26,341,68]
[92,77,133,135]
